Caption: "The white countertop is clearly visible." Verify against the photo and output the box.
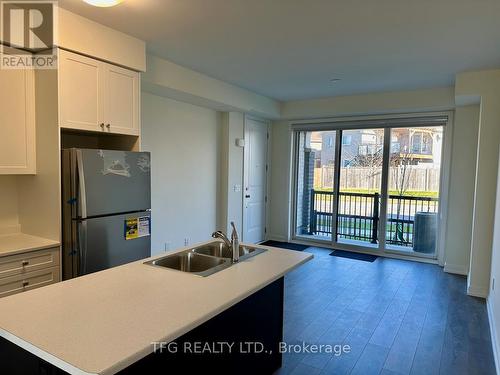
[0,233,60,257]
[0,241,312,375]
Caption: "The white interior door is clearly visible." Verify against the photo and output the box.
[243,117,269,243]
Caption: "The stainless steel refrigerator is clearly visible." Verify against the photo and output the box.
[62,149,151,280]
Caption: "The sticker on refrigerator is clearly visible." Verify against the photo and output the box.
[125,216,151,240]
[137,154,150,173]
[98,150,131,178]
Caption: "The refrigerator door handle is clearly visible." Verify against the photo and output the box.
[69,219,78,279]
[77,221,88,276]
[69,150,78,220]
[76,149,88,219]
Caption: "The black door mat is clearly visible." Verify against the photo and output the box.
[260,241,309,251]
[329,250,378,262]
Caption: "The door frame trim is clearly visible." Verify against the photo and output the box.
[331,130,342,244]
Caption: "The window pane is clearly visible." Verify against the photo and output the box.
[337,129,384,247]
[295,130,336,241]
[386,126,443,256]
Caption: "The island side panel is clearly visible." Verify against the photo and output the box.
[0,336,67,375]
[120,277,285,375]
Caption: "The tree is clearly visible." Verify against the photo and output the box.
[351,147,383,191]
[390,143,415,244]
[345,130,384,191]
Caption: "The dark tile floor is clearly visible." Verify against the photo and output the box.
[276,247,495,375]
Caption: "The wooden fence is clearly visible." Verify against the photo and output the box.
[314,166,441,192]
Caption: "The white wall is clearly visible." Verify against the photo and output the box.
[0,176,20,234]
[58,8,146,71]
[456,69,500,297]
[141,92,221,254]
[268,120,293,241]
[281,87,454,119]
[488,148,500,374]
[143,55,281,119]
[219,112,245,235]
[443,105,480,275]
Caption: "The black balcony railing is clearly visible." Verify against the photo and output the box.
[309,189,438,247]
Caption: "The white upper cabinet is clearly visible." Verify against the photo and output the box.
[58,50,104,132]
[58,49,140,136]
[103,64,140,136]
[0,61,36,175]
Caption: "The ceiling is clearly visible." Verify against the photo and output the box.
[58,0,500,101]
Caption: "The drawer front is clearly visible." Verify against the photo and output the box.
[0,247,60,278]
[0,266,60,298]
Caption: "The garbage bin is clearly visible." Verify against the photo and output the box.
[413,212,437,253]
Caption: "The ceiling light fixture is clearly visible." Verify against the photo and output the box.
[83,0,124,7]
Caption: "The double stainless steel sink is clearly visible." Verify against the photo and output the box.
[144,241,267,277]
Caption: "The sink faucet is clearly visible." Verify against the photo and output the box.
[212,230,231,248]
[230,222,239,263]
[212,222,240,263]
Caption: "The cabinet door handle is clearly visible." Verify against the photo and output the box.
[106,124,110,129]
[99,123,105,129]
[21,260,29,267]
[22,280,29,287]
[245,195,251,198]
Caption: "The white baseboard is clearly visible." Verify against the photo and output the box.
[443,263,468,276]
[266,234,288,242]
[467,284,489,298]
[487,297,500,375]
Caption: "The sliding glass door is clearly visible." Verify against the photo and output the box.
[294,130,337,242]
[337,129,384,247]
[384,126,443,256]
[293,117,447,259]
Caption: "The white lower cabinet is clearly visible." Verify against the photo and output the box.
[0,247,60,298]
[0,266,60,298]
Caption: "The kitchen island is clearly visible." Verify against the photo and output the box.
[0,240,312,374]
